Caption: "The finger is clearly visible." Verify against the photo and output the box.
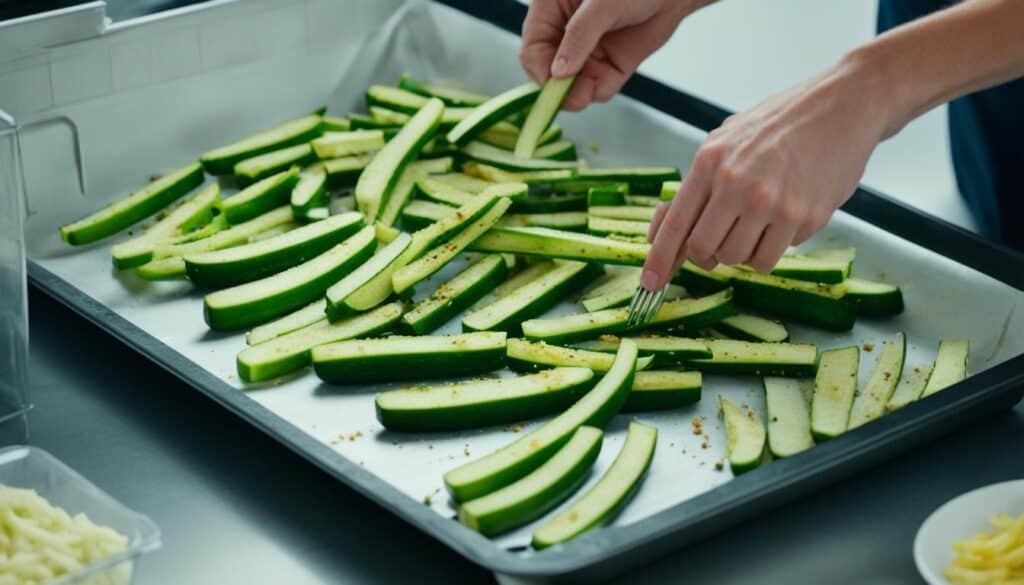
[714,214,769,266]
[552,0,615,78]
[561,74,597,111]
[520,43,557,83]
[641,168,712,290]
[648,203,669,242]
[749,221,800,273]
[792,210,829,245]
[520,0,567,83]
[685,192,741,269]
[577,54,628,104]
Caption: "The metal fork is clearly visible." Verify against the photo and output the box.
[625,283,669,329]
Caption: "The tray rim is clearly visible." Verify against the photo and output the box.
[25,0,1024,579]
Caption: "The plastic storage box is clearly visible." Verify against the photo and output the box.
[0,445,161,584]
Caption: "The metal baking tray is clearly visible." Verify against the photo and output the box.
[9,0,1024,581]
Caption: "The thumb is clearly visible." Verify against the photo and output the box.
[552,0,615,78]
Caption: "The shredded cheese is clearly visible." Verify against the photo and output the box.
[946,512,1024,585]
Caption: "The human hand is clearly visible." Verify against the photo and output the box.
[641,57,893,291]
[520,0,712,111]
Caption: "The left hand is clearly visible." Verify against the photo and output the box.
[641,55,893,291]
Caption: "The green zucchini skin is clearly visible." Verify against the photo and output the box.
[446,83,540,146]
[683,340,820,378]
[458,426,603,537]
[462,262,603,336]
[184,213,363,288]
[470,226,650,266]
[60,162,205,246]
[622,371,702,412]
[843,277,905,316]
[587,184,629,206]
[374,367,596,432]
[444,341,638,502]
[222,168,301,224]
[322,155,372,188]
[200,114,325,175]
[312,333,508,385]
[234,143,316,187]
[549,167,681,194]
[672,262,732,295]
[401,255,508,335]
[584,336,714,366]
[203,231,376,331]
[713,314,790,343]
[511,193,588,213]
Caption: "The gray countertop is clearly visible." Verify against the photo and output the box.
[25,287,1024,584]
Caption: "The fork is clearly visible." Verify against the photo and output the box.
[625,283,669,329]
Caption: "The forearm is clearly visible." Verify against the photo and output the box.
[847,0,1024,139]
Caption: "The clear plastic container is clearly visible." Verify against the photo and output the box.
[0,445,161,584]
[0,116,31,436]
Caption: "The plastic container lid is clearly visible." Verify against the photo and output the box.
[0,445,161,584]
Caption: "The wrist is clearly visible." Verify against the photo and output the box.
[835,43,918,140]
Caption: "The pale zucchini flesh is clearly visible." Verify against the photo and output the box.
[684,339,818,377]
[462,141,580,172]
[721,396,766,473]
[506,339,654,373]
[842,277,904,317]
[588,206,657,222]
[470,226,651,266]
[624,371,702,412]
[848,333,906,428]
[200,113,324,175]
[234,143,315,186]
[325,233,413,321]
[311,130,385,159]
[714,313,790,343]
[375,367,597,432]
[532,421,656,549]
[886,364,933,412]
[222,167,300,224]
[401,200,455,232]
[514,76,575,159]
[444,340,638,502]
[203,226,377,331]
[376,157,455,227]
[583,335,713,365]
[922,339,969,397]
[764,377,814,458]
[446,82,540,146]
[110,183,220,269]
[499,212,589,232]
[237,302,404,383]
[246,299,327,346]
[459,426,603,537]
[290,167,328,218]
[61,162,205,246]
[588,216,650,237]
[810,346,860,440]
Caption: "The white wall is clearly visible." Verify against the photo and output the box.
[634,0,974,230]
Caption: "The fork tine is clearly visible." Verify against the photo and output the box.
[626,286,648,328]
[630,285,667,329]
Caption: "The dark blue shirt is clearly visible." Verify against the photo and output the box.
[879,0,1024,251]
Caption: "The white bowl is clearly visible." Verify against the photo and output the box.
[915,480,1024,585]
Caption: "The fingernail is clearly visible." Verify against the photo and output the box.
[551,55,570,77]
[640,269,662,291]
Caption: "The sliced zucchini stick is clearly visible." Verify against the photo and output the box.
[322,155,372,188]
[111,183,219,269]
[376,157,455,227]
[222,167,300,224]
[848,333,906,428]
[391,198,512,294]
[399,75,491,107]
[810,346,860,440]
[446,82,540,146]
[660,180,681,201]
[459,426,603,537]
[311,130,385,159]
[462,141,580,172]
[415,177,476,207]
[626,195,661,207]
[470,226,650,266]
[533,140,577,161]
[588,216,649,237]
[401,200,454,232]
[203,226,376,331]
[356,97,443,222]
[479,123,561,151]
[462,260,602,334]
[921,339,969,397]
[200,113,323,175]
[430,172,494,194]
[521,289,736,344]
[290,166,328,218]
[624,371,702,412]
[764,377,814,458]
[365,85,429,113]
[237,302,404,383]
[312,331,508,385]
[323,116,349,131]
[842,277,905,316]
[588,206,657,222]
[532,421,656,549]
[185,212,363,288]
[61,162,205,246]
[234,143,316,186]
[135,206,294,280]
[769,248,854,284]
[583,336,713,365]
[512,193,588,214]
[713,314,789,343]
[552,167,681,194]
[885,364,934,412]
[401,255,507,335]
[587,184,629,207]
[506,339,653,373]
[246,299,327,346]
[375,367,597,432]
[515,76,575,159]
[499,211,589,232]
[463,162,576,187]
[684,339,818,377]
[582,270,641,312]
[444,340,638,502]
[721,396,766,474]
[325,233,413,321]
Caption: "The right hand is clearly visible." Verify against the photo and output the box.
[520,0,712,111]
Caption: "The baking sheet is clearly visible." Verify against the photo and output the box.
[13,0,1024,574]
